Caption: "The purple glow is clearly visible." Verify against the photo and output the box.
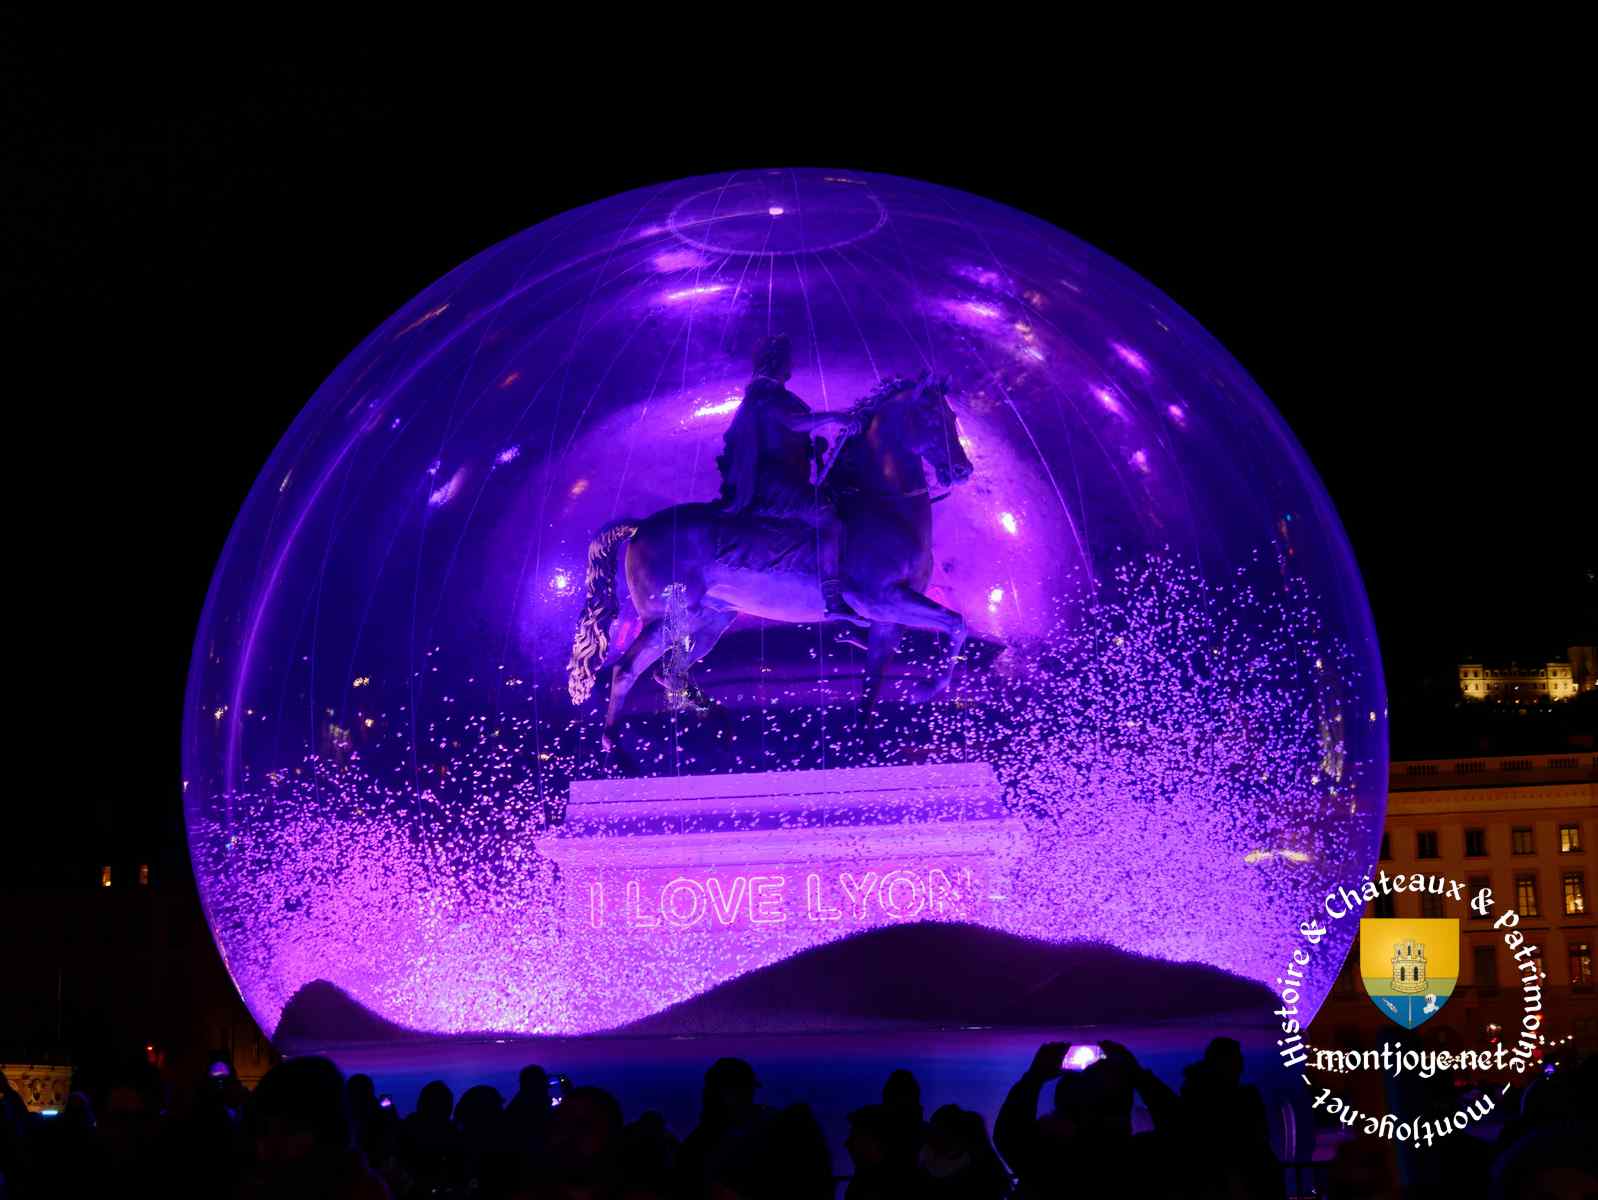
[691,396,742,418]
[184,169,1385,1041]
[664,284,726,302]
[1113,342,1150,372]
[427,467,466,507]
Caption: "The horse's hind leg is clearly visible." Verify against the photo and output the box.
[657,606,736,714]
[603,619,666,751]
[861,622,901,719]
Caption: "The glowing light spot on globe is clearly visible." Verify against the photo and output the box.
[1113,342,1150,372]
[665,284,725,302]
[692,396,742,419]
[183,169,1385,1041]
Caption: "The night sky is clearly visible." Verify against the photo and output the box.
[12,58,1591,870]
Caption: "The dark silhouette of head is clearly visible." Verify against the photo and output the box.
[730,1103,831,1200]
[926,1104,971,1158]
[702,1057,760,1123]
[250,1055,351,1169]
[548,1084,624,1162]
[416,1079,454,1123]
[1203,1036,1245,1087]
[1051,1058,1135,1139]
[455,1084,504,1136]
[882,1068,921,1113]
[63,1091,96,1134]
[346,1073,376,1111]
[752,334,793,382]
[518,1064,550,1101]
[845,1104,893,1170]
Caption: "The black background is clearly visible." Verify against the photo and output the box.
[9,52,1592,872]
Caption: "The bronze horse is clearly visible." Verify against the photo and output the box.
[567,376,974,750]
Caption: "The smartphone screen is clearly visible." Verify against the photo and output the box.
[1062,1044,1104,1070]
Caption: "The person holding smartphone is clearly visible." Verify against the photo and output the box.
[993,1039,1178,1197]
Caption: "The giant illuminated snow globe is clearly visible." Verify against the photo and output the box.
[184,170,1385,1042]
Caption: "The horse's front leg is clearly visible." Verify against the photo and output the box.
[603,619,666,751]
[857,586,966,704]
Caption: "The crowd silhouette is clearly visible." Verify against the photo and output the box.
[0,1039,1593,1199]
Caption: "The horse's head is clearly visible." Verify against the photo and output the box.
[898,373,973,488]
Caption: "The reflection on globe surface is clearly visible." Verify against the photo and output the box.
[183,169,1385,1039]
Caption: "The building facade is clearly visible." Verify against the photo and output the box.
[1458,660,1579,702]
[1315,752,1596,1059]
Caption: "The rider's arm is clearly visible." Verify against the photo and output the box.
[773,409,855,434]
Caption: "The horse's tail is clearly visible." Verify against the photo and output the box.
[566,519,639,704]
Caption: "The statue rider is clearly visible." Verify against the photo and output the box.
[718,334,865,624]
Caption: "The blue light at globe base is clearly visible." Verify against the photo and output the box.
[183,169,1386,1042]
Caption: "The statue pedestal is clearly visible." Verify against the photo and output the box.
[543,761,1026,935]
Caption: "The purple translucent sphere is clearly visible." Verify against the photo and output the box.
[184,170,1385,1040]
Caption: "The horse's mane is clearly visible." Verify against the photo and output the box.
[848,375,918,419]
[826,375,922,487]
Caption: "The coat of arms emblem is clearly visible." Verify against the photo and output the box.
[1358,917,1459,1028]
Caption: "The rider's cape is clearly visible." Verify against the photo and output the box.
[717,377,815,518]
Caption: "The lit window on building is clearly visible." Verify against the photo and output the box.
[1516,874,1539,918]
[1512,827,1535,855]
[1474,945,1498,989]
[100,865,112,888]
[138,864,149,886]
[1571,942,1594,987]
[1416,831,1439,859]
[1380,832,1391,861]
[1561,824,1584,853]
[1421,893,1445,918]
[1565,872,1587,916]
[1465,828,1487,857]
[1372,893,1396,918]
[1467,876,1491,916]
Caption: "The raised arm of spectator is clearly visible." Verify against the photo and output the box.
[994,1042,1067,1181]
[1101,1040,1182,1133]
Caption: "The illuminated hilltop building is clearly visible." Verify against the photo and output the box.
[1459,648,1594,703]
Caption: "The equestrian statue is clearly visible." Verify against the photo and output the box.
[567,334,974,751]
